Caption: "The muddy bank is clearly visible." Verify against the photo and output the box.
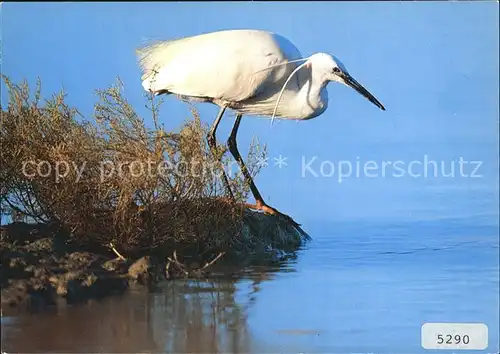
[1,219,307,315]
[0,223,186,315]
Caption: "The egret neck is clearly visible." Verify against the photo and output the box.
[293,60,330,120]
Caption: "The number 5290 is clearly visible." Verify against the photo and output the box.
[437,334,470,345]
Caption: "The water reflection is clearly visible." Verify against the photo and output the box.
[1,263,293,353]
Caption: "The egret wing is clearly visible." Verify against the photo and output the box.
[136,30,303,102]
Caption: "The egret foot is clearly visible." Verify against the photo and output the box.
[243,201,301,225]
[213,197,294,222]
[244,201,280,216]
[209,197,309,238]
[244,201,309,239]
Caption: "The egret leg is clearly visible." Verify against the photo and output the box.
[227,114,277,215]
[227,114,306,233]
[207,106,235,200]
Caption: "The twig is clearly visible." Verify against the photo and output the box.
[201,252,225,270]
[109,242,126,261]
[167,250,188,275]
[165,260,171,279]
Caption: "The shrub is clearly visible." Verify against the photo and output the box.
[0,76,309,264]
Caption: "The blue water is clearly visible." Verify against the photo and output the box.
[2,217,498,353]
[247,218,499,353]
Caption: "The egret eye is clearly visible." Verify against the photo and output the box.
[333,67,341,74]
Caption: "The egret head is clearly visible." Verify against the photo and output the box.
[309,53,385,111]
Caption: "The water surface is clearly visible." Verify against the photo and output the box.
[2,218,498,353]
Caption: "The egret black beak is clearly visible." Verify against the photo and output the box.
[343,74,385,111]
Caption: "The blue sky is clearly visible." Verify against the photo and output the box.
[2,2,499,224]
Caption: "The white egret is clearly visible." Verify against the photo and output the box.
[136,29,385,217]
